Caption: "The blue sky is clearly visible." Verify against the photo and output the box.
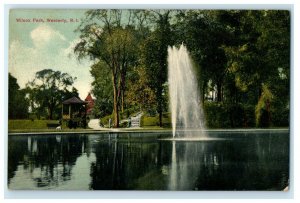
[9,9,93,99]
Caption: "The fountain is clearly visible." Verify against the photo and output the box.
[167,44,206,138]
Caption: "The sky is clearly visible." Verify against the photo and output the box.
[9,9,93,99]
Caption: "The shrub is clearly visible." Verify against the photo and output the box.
[271,106,289,127]
[100,114,113,126]
[203,102,256,128]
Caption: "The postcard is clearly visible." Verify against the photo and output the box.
[8,8,290,191]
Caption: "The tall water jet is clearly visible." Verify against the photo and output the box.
[168,44,205,138]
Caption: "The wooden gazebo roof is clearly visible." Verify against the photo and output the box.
[62,96,88,105]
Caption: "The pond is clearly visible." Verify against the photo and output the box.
[7,130,289,190]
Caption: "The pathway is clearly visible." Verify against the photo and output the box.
[88,119,105,130]
[88,112,144,130]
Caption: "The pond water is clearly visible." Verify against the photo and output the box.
[8,130,289,190]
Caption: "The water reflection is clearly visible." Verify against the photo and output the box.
[8,132,289,190]
[89,133,164,190]
[164,132,289,190]
[8,135,91,189]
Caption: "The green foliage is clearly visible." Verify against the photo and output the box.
[125,66,156,112]
[8,73,29,119]
[75,10,290,128]
[255,84,273,126]
[204,102,255,128]
[173,10,232,102]
[271,105,289,127]
[204,102,229,128]
[90,61,113,118]
[25,69,77,120]
[120,107,140,119]
[141,11,173,126]
[100,114,113,127]
[75,10,140,127]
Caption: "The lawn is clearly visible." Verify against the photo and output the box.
[8,117,172,133]
[8,119,60,130]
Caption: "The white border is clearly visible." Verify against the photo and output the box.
[1,1,298,202]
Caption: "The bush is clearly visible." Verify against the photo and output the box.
[120,107,141,119]
[271,106,289,127]
[119,121,129,128]
[203,102,256,128]
[243,105,256,127]
[204,102,227,128]
[28,113,37,121]
[100,114,113,127]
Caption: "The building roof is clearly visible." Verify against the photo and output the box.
[62,96,88,105]
[85,93,95,102]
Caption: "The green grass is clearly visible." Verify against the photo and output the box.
[141,113,171,127]
[8,119,90,132]
[8,119,59,130]
[8,112,172,133]
[142,116,158,126]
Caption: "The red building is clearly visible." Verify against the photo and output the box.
[85,93,95,117]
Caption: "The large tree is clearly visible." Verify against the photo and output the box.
[75,10,138,127]
[223,10,290,126]
[90,61,113,118]
[26,69,76,120]
[142,10,173,126]
[171,10,290,127]
[125,66,156,113]
[8,73,29,119]
[173,10,234,102]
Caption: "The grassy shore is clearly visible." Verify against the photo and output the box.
[8,119,89,133]
[9,119,58,130]
[8,119,288,134]
[8,119,172,133]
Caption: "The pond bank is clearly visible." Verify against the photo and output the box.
[8,128,289,136]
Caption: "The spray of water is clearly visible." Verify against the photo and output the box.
[168,44,205,138]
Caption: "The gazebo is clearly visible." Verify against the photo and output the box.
[62,96,88,128]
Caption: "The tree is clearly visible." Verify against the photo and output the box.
[223,10,290,126]
[170,10,290,127]
[75,10,138,127]
[255,83,273,127]
[8,73,29,119]
[26,69,76,120]
[125,66,156,113]
[173,10,234,102]
[90,61,113,118]
[142,10,173,126]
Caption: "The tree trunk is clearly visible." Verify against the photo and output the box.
[159,109,163,127]
[112,76,120,128]
[201,82,206,104]
[48,102,53,120]
[216,83,222,102]
[121,90,124,113]
[49,107,53,120]
[266,99,271,127]
[157,88,163,127]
